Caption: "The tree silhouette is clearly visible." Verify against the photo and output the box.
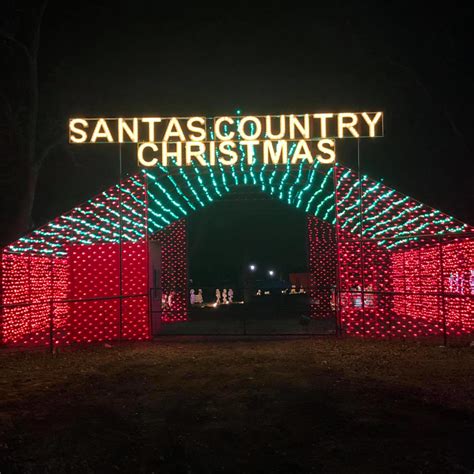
[0,1,65,246]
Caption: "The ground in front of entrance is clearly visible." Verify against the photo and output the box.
[1,338,473,473]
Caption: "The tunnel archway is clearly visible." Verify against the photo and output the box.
[1,157,472,348]
[145,161,339,336]
[153,186,337,336]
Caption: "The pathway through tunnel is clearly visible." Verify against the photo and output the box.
[158,186,337,336]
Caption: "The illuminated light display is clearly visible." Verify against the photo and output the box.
[69,112,384,167]
[70,113,384,143]
[150,219,188,323]
[307,216,337,320]
[389,236,473,338]
[0,174,151,347]
[137,139,338,167]
[1,146,472,348]
[334,166,473,340]
[1,253,59,346]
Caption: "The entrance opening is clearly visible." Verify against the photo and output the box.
[157,187,337,336]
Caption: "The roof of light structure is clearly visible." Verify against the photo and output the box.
[145,158,470,249]
[2,156,471,258]
[4,175,148,257]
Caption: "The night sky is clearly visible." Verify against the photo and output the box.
[3,1,474,284]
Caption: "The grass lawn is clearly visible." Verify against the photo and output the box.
[1,337,473,473]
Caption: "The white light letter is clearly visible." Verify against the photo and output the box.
[240,141,259,164]
[337,113,359,138]
[316,139,336,164]
[238,116,262,140]
[263,140,288,164]
[137,143,159,167]
[69,119,89,143]
[265,115,285,139]
[162,142,183,166]
[291,140,313,164]
[118,118,138,143]
[218,141,238,165]
[91,119,114,143]
[313,113,334,138]
[163,118,186,141]
[289,114,310,139]
[141,117,162,142]
[186,142,207,166]
[187,117,207,141]
[361,112,382,137]
[209,141,216,165]
[215,117,235,140]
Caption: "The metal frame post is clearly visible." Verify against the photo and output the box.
[118,144,123,341]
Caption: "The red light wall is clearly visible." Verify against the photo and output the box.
[1,166,472,348]
[0,174,151,348]
[391,236,473,339]
[334,166,473,341]
[307,215,337,319]
[151,218,188,323]
[0,253,69,347]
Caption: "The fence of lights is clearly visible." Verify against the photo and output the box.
[0,152,472,348]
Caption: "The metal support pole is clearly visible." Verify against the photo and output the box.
[118,144,123,341]
[402,250,408,330]
[49,255,54,353]
[332,164,343,336]
[438,235,448,346]
[144,171,152,340]
[357,139,366,335]
[185,217,190,322]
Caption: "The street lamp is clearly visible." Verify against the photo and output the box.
[268,269,275,277]
[249,264,256,272]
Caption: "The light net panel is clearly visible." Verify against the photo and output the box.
[150,218,188,323]
[335,165,473,342]
[0,174,150,348]
[307,215,337,320]
[2,158,472,348]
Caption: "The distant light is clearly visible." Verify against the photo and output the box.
[268,270,275,276]
[236,109,241,115]
[249,264,256,271]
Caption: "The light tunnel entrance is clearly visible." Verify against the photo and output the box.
[150,187,338,336]
[0,163,472,349]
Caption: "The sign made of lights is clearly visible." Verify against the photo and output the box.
[69,112,383,167]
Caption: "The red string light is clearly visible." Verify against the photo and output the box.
[307,215,337,319]
[151,219,188,323]
[1,165,472,349]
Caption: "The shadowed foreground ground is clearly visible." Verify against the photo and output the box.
[1,337,473,473]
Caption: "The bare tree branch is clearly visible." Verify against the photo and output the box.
[31,1,48,61]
